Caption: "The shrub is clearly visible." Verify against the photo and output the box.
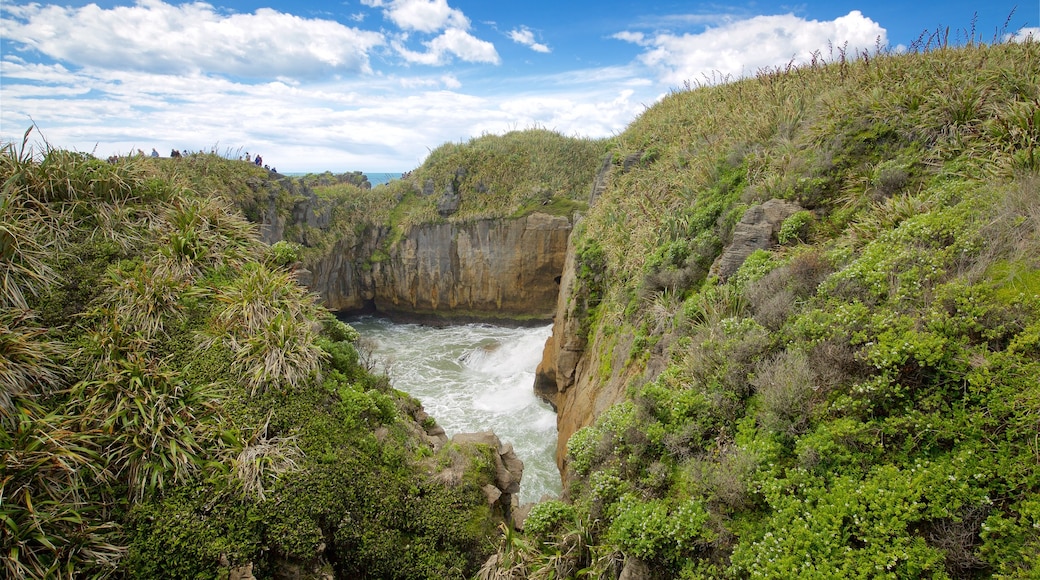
[777,210,814,245]
[269,240,301,266]
[752,350,816,437]
[523,500,577,543]
[606,495,714,563]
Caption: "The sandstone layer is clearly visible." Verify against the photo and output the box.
[295,212,572,322]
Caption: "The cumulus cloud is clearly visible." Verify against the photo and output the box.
[616,10,887,85]
[0,0,384,79]
[359,0,499,66]
[364,0,469,33]
[509,27,550,53]
[393,28,500,65]
[0,0,649,172]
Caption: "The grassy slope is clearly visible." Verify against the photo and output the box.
[0,143,499,579]
[505,41,1040,578]
[378,129,604,230]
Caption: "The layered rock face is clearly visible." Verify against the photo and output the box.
[297,212,572,321]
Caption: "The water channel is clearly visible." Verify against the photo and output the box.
[345,316,562,505]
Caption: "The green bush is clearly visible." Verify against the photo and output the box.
[523,500,577,542]
[777,210,814,245]
[607,495,714,563]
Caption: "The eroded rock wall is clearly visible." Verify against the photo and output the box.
[296,212,572,322]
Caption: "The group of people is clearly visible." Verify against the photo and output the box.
[149,147,187,158]
[242,152,275,173]
[104,147,277,173]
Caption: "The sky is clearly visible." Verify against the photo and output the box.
[1,1,1037,173]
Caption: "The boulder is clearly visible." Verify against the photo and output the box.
[619,557,653,580]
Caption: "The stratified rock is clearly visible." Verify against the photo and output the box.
[452,431,525,512]
[482,484,503,506]
[712,199,803,279]
[511,503,535,531]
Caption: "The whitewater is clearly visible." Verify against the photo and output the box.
[345,317,562,505]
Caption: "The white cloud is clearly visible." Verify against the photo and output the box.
[397,74,462,89]
[371,0,470,34]
[613,31,645,45]
[509,26,550,53]
[393,28,500,65]
[0,0,384,79]
[1006,27,1040,42]
[498,89,647,138]
[1,54,649,172]
[0,0,650,173]
[617,10,887,85]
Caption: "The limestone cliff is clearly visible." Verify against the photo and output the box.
[247,173,573,322]
[296,212,572,322]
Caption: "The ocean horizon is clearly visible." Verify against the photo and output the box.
[282,171,403,187]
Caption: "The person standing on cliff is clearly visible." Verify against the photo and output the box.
[255,154,262,166]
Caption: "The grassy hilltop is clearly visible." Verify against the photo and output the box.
[487,38,1040,579]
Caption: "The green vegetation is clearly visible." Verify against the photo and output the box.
[482,38,1040,579]
[4,33,1039,580]
[0,132,501,578]
[382,129,603,226]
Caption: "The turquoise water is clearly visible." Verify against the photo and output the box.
[345,317,561,505]
[367,172,403,186]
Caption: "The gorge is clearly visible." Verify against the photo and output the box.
[248,40,1040,578]
[5,39,1039,579]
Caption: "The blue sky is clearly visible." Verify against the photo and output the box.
[1,0,1036,173]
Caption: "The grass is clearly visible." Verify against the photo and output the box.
[382,128,604,226]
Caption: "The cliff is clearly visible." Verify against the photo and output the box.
[296,211,572,322]
[245,129,602,323]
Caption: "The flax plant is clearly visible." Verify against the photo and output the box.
[155,196,258,282]
[231,414,302,501]
[230,310,326,396]
[1,127,137,205]
[69,352,225,501]
[1,407,124,578]
[206,263,327,396]
[0,178,62,311]
[0,311,68,429]
[97,261,191,340]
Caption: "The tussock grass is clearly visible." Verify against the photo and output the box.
[584,39,1040,288]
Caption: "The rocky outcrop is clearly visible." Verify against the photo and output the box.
[249,172,574,322]
[451,431,525,521]
[712,199,803,279]
[534,220,632,476]
[297,212,573,322]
